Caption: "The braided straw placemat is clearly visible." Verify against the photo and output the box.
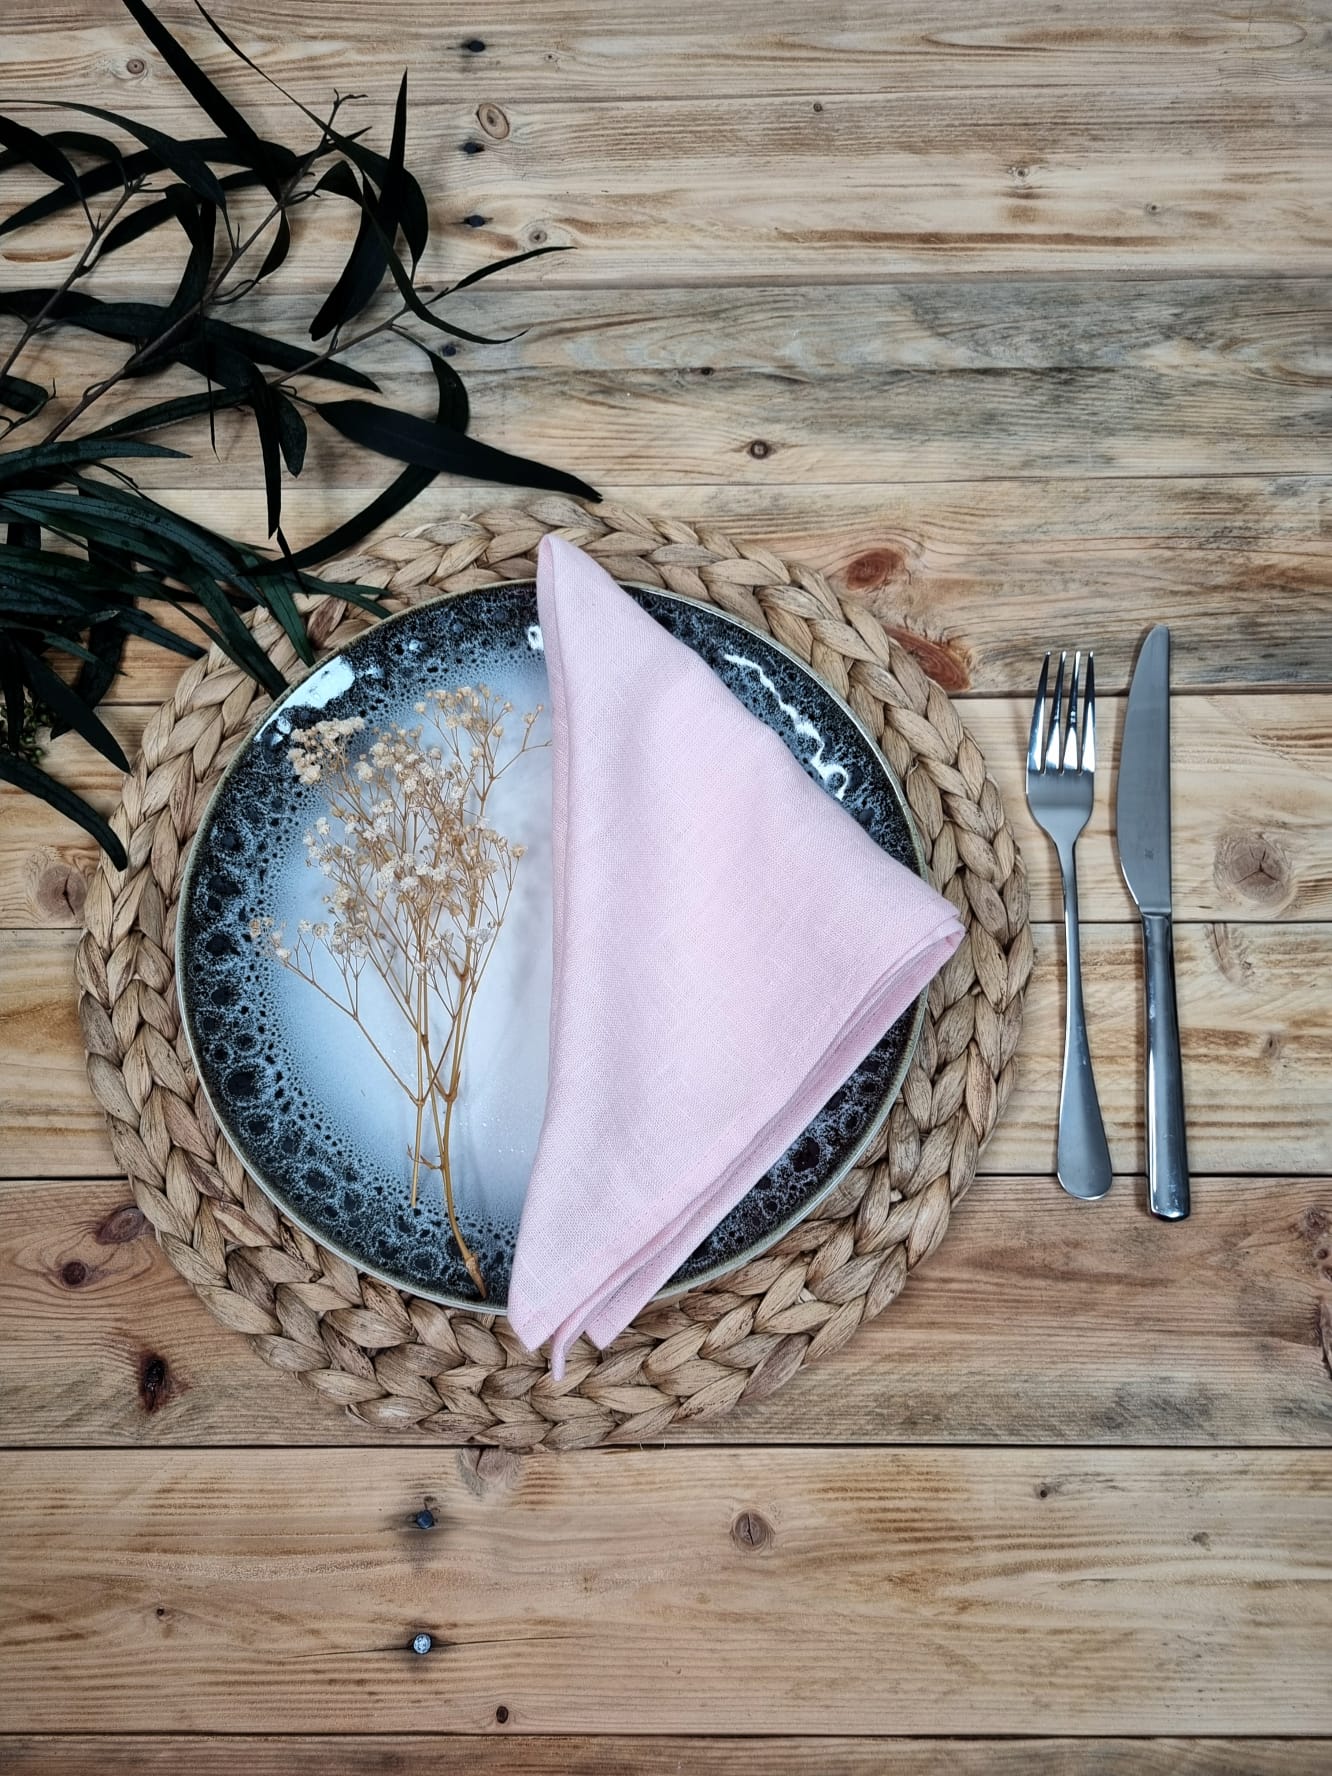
[76,497,1031,1446]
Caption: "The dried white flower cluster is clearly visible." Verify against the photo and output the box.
[253,682,544,1297]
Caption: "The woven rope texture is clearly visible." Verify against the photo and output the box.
[76,497,1032,1447]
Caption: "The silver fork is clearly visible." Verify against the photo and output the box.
[1026,651,1113,1201]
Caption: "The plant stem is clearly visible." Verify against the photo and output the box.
[0,183,141,400]
[423,984,486,1299]
[41,184,302,447]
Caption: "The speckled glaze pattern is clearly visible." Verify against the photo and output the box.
[178,582,925,1311]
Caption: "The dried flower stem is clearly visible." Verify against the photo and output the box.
[255,685,543,1298]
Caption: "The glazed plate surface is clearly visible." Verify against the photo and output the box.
[178,581,927,1310]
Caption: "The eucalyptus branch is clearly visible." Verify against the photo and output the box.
[42,183,305,446]
[0,0,595,865]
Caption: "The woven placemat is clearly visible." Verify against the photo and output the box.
[76,496,1032,1446]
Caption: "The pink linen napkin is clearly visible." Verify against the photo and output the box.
[508,535,964,1374]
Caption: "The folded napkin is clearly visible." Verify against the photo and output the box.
[508,535,964,1374]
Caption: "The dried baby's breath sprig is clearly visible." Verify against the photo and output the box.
[258,684,544,1298]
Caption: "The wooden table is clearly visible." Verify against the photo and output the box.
[2,3,1330,1769]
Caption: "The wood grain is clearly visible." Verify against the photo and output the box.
[23,276,1332,378]
[5,691,1330,931]
[0,1447,1328,1734]
[36,364,1332,487]
[9,0,1331,101]
[6,920,1328,1180]
[8,477,1325,704]
[2,0,1330,1760]
[3,1736,1331,1775]
[7,89,1331,281]
[3,1174,1327,1448]
[20,278,1331,485]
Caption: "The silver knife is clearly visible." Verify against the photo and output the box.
[1115,624,1190,1220]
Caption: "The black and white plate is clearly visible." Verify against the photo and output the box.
[177,581,927,1311]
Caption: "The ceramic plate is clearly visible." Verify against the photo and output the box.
[178,581,927,1312]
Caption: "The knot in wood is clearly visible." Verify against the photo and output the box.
[731,1509,773,1551]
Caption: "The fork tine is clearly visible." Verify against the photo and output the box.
[1028,652,1050,772]
[1063,651,1081,771]
[1083,651,1096,774]
[1046,651,1066,773]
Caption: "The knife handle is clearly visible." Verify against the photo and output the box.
[1141,912,1190,1220]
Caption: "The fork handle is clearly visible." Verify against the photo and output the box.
[1057,847,1113,1200]
[1141,912,1190,1220]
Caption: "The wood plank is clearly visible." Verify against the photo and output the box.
[6,691,1331,931]
[0,1448,1327,1733]
[15,479,1326,703]
[3,1736,1331,1775]
[27,361,1331,486]
[3,1173,1327,1448]
[9,0,1331,100]
[23,274,1332,390]
[5,922,1329,1180]
[6,88,1330,280]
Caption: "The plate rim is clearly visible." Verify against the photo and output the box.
[176,575,929,1315]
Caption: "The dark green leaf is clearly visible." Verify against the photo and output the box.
[0,641,27,753]
[193,3,430,264]
[0,140,207,238]
[0,437,187,489]
[274,393,307,474]
[0,126,120,179]
[182,573,286,694]
[0,287,157,337]
[12,481,306,686]
[100,171,258,258]
[0,133,301,239]
[310,74,411,335]
[0,751,126,868]
[250,346,464,573]
[0,372,50,418]
[258,206,292,281]
[336,142,427,273]
[63,531,136,721]
[446,242,570,293]
[0,555,112,618]
[13,639,129,771]
[316,398,600,501]
[119,0,294,173]
[255,564,311,663]
[133,198,216,370]
[0,290,380,391]
[266,463,434,575]
[423,347,470,432]
[375,229,515,345]
[6,520,41,550]
[88,386,247,441]
[244,365,284,536]
[0,115,91,224]
[0,147,156,235]
[31,102,230,208]
[108,604,205,658]
[204,318,379,389]
[67,620,128,715]
[310,170,388,339]
[294,573,387,614]
[35,631,101,666]
[5,486,250,587]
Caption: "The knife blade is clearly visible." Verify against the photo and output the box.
[1117,624,1173,916]
[1116,624,1190,1219]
